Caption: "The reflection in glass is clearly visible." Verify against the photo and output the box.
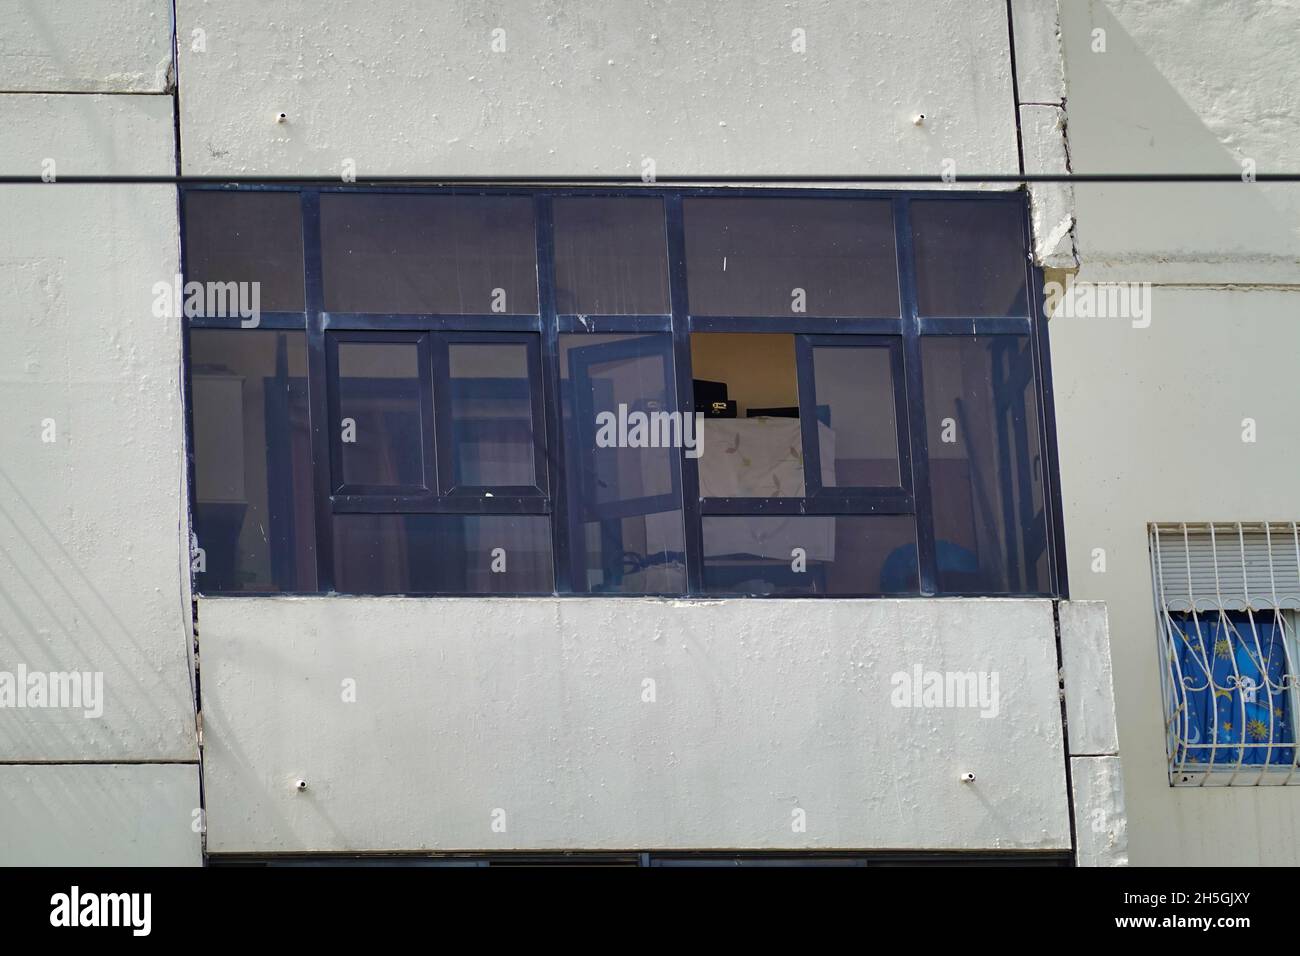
[321,194,538,314]
[910,200,1028,317]
[685,198,899,317]
[336,341,426,490]
[812,345,900,488]
[184,191,306,312]
[922,335,1047,594]
[553,197,670,314]
[447,342,536,489]
[333,515,553,594]
[702,515,917,595]
[560,333,685,594]
[190,330,316,592]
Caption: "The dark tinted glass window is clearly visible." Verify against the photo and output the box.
[190,330,316,592]
[702,515,917,595]
[447,342,537,488]
[911,200,1028,317]
[553,197,670,314]
[685,198,899,317]
[812,344,901,488]
[922,336,1047,593]
[184,188,1055,601]
[184,191,305,312]
[560,333,685,594]
[321,194,538,314]
[334,340,427,491]
[333,515,552,594]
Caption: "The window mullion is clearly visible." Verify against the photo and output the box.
[429,332,451,497]
[302,188,336,592]
[894,195,938,596]
[535,195,570,595]
[794,335,824,498]
[666,193,704,596]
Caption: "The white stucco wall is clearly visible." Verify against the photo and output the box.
[0,0,173,93]
[200,596,1070,854]
[0,5,199,863]
[1051,288,1300,865]
[1058,602,1127,866]
[0,94,195,762]
[1053,0,1300,866]
[1059,601,1119,758]
[1060,0,1300,284]
[0,764,202,866]
[1071,755,1128,867]
[174,0,1020,180]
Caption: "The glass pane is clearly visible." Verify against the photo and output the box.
[691,333,804,498]
[448,342,536,488]
[922,336,1048,594]
[321,194,538,314]
[684,198,899,317]
[553,197,670,314]
[702,515,917,595]
[184,191,305,312]
[813,345,900,487]
[333,515,552,594]
[189,330,316,592]
[560,333,685,594]
[336,341,426,490]
[911,200,1028,317]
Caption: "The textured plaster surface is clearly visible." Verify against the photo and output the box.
[0,0,173,93]
[175,0,1021,180]
[1059,601,1119,756]
[0,94,195,762]
[1061,0,1300,283]
[1010,0,1066,106]
[1053,286,1300,864]
[1072,755,1129,867]
[1022,103,1077,268]
[200,596,1070,853]
[0,764,202,865]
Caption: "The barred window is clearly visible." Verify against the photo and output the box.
[1150,523,1300,786]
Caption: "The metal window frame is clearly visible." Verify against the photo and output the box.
[324,328,550,514]
[795,334,911,502]
[326,329,436,499]
[180,183,1067,600]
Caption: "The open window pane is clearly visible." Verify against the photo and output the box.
[812,344,901,488]
[335,341,427,491]
[553,197,670,314]
[684,198,899,317]
[922,335,1047,594]
[321,194,538,314]
[691,333,811,498]
[333,515,553,594]
[190,330,316,592]
[702,515,917,595]
[447,341,537,489]
[184,191,305,312]
[910,200,1028,317]
[560,333,685,594]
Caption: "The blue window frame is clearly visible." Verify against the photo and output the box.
[182,186,1066,598]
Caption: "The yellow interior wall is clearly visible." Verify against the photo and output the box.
[689,333,798,415]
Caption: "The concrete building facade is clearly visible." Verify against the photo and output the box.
[0,0,1294,866]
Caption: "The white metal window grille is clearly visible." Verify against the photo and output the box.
[1150,523,1300,786]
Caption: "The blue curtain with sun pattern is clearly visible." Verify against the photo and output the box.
[1172,613,1294,767]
